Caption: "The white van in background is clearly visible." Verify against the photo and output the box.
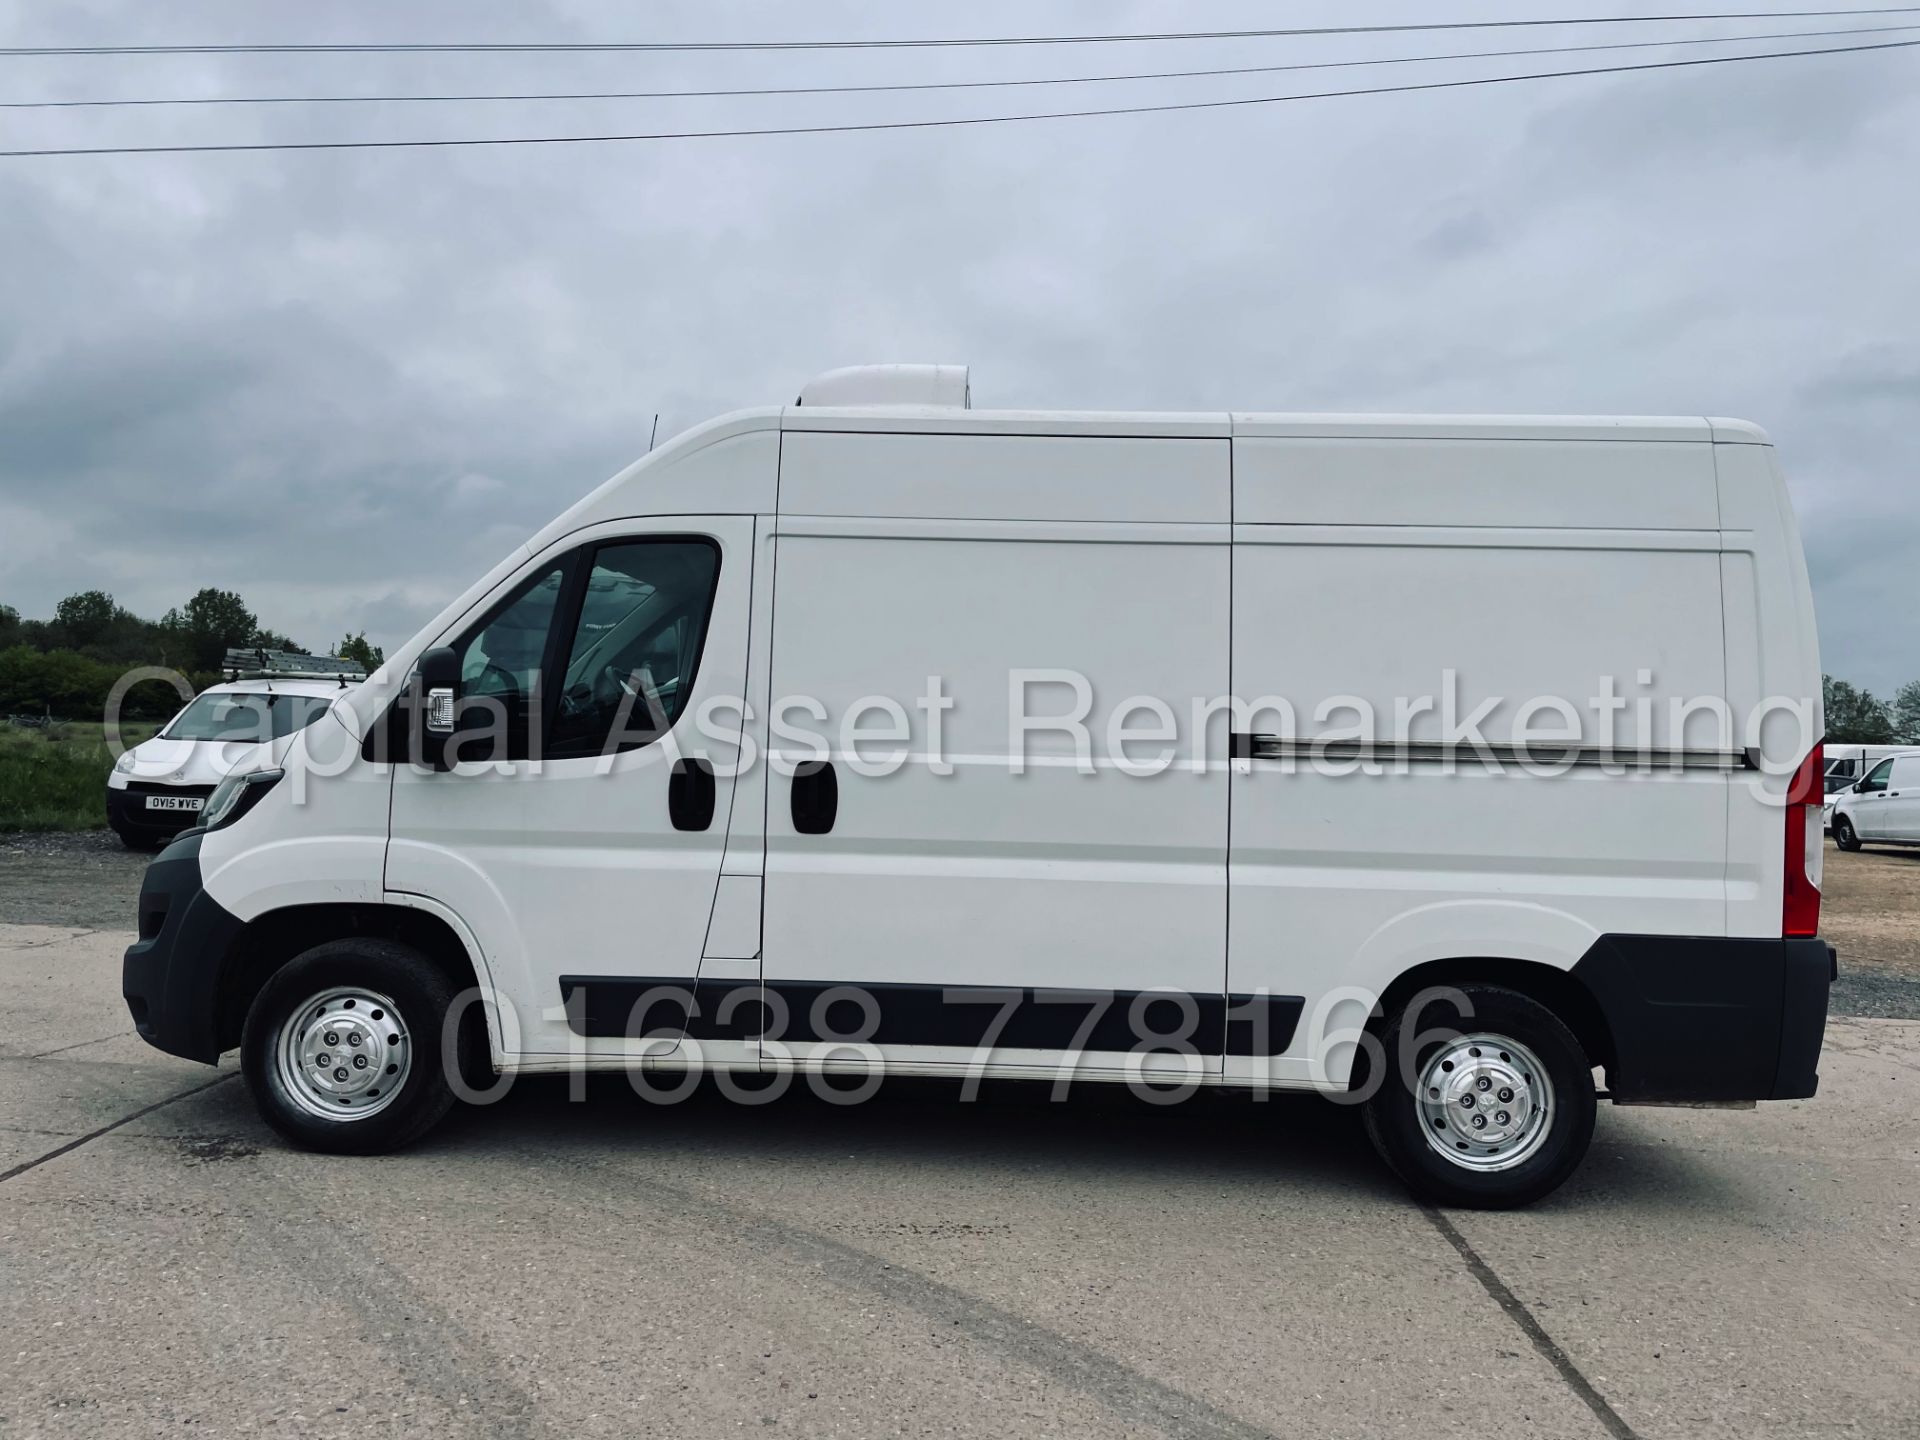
[1821,744,1912,831]
[106,651,363,849]
[122,365,1831,1209]
[1830,749,1920,851]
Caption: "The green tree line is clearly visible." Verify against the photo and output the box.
[1,589,382,721]
[1825,674,1920,745]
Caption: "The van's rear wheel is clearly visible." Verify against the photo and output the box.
[241,938,465,1154]
[1833,814,1862,852]
[1361,984,1596,1209]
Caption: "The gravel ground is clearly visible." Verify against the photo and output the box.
[1828,968,1920,1018]
[1817,838,1920,1020]
[0,829,153,930]
[4,828,1917,1014]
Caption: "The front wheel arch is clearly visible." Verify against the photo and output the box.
[217,903,482,1055]
[241,936,466,1153]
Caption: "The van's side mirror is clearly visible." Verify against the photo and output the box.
[418,646,458,731]
[415,646,458,770]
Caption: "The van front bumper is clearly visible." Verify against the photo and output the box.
[107,783,215,845]
[1573,934,1833,1103]
[122,830,245,1065]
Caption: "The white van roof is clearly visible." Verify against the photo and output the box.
[780,365,1749,443]
[516,367,1773,593]
[783,407,1728,445]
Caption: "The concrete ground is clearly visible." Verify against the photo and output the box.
[1,839,1917,1438]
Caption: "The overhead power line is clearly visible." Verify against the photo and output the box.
[1,36,1912,158]
[6,21,1915,108]
[4,8,1920,56]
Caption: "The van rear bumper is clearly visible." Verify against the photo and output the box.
[1571,934,1833,1103]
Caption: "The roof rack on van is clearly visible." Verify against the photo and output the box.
[220,647,367,684]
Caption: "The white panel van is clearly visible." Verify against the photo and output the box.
[124,367,1833,1208]
[1831,749,1920,850]
[105,650,366,849]
[1822,744,1915,831]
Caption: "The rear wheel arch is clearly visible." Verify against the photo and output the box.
[216,903,482,1054]
[1353,955,1615,1087]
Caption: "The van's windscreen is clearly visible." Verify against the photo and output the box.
[164,692,334,743]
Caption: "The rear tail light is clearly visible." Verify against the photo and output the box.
[1783,742,1823,938]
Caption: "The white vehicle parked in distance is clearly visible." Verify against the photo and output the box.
[123,365,1832,1209]
[1830,749,1920,852]
[106,650,363,849]
[1821,744,1914,831]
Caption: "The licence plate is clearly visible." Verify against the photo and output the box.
[144,795,203,812]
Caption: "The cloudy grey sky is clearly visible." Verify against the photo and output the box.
[1,0,1915,692]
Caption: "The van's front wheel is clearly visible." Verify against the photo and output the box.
[241,938,465,1154]
[1361,984,1596,1209]
[1833,814,1862,852]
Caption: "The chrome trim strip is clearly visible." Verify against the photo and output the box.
[1233,734,1756,771]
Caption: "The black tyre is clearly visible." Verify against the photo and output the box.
[1361,984,1596,1209]
[241,938,466,1154]
[1833,814,1862,852]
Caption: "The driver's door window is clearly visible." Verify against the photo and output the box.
[1862,759,1895,794]
[548,538,721,758]
[451,563,566,761]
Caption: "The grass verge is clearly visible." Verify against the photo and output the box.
[0,721,156,832]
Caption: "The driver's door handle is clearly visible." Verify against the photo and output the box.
[668,758,716,832]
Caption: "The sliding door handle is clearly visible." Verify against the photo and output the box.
[790,760,838,835]
[668,758,716,832]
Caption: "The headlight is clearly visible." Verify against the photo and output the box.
[113,750,136,774]
[197,767,284,832]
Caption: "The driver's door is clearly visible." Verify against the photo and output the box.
[386,517,754,1063]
